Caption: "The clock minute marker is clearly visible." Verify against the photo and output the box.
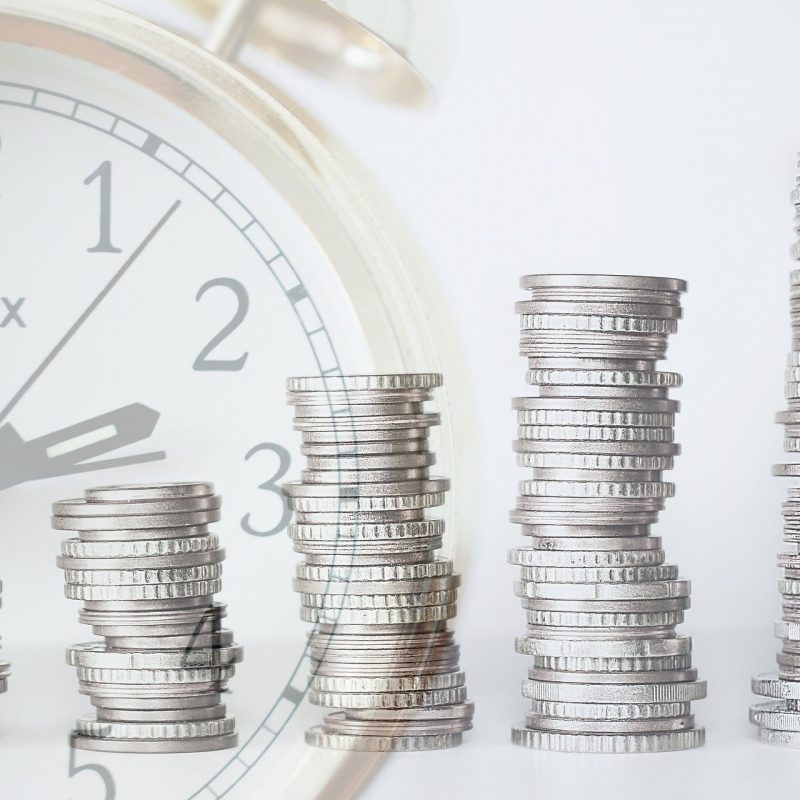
[0,200,181,425]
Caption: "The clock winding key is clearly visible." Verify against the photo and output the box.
[52,481,242,754]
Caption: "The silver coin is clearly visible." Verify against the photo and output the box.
[522,679,706,703]
[528,699,690,721]
[105,630,234,650]
[305,725,462,751]
[60,534,220,559]
[755,728,800,748]
[75,714,235,740]
[294,576,460,595]
[308,685,468,709]
[296,559,453,582]
[518,274,687,293]
[75,664,236,685]
[323,713,471,736]
[57,550,225,572]
[70,731,238,753]
[344,702,474,722]
[516,636,691,659]
[526,713,694,734]
[64,579,222,601]
[71,525,214,543]
[97,704,226,722]
[517,425,675,443]
[524,368,681,387]
[519,597,689,613]
[301,439,429,456]
[293,413,441,433]
[54,495,221,517]
[525,609,685,628]
[300,589,457,610]
[310,671,464,693]
[524,536,662,551]
[284,478,449,498]
[528,654,690,673]
[511,725,703,753]
[527,665,697,684]
[510,548,666,568]
[80,681,228,699]
[289,519,444,542]
[53,509,221,531]
[301,467,430,484]
[515,450,675,471]
[300,604,457,625]
[513,396,679,412]
[289,492,447,514]
[292,401,425,418]
[519,564,678,584]
[84,483,214,502]
[91,693,223,710]
[515,299,682,320]
[515,579,689,601]
[286,374,443,393]
[63,563,223,586]
[68,643,243,669]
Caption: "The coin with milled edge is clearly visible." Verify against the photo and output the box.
[54,483,242,754]
[285,374,474,749]
[511,725,704,752]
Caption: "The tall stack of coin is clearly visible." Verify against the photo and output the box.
[510,274,706,753]
[0,575,8,698]
[52,483,242,753]
[750,265,800,747]
[284,374,474,751]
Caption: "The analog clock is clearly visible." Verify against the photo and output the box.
[0,1,469,797]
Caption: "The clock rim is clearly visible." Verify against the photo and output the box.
[0,1,474,797]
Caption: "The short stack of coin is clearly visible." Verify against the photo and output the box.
[510,274,706,753]
[52,482,242,753]
[0,575,8,698]
[284,373,474,751]
[750,265,800,747]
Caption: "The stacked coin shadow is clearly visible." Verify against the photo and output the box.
[750,266,800,747]
[509,274,706,753]
[52,483,242,753]
[284,374,474,751]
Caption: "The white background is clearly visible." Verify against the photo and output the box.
[69,1,800,797]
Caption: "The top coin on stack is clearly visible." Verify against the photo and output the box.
[284,374,474,752]
[511,274,705,754]
[53,482,242,754]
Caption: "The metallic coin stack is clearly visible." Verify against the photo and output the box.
[52,482,242,753]
[510,274,706,753]
[0,575,8,698]
[284,373,474,752]
[749,264,800,747]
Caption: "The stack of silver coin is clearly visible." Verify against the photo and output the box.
[284,373,474,752]
[52,482,242,753]
[510,274,706,753]
[0,576,8,698]
[750,265,800,747]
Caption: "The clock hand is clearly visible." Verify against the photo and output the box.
[0,403,165,491]
[0,200,181,425]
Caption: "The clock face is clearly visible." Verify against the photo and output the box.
[0,34,381,799]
